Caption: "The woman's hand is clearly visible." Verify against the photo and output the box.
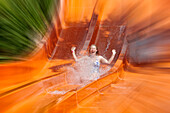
[71,47,78,61]
[71,47,76,52]
[112,49,116,55]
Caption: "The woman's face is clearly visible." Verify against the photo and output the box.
[90,45,97,54]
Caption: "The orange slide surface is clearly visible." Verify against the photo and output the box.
[0,0,170,113]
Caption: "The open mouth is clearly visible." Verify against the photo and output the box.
[91,51,95,53]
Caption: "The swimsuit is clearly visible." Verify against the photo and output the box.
[93,58,100,73]
[88,57,100,80]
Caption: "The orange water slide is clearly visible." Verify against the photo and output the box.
[0,0,170,113]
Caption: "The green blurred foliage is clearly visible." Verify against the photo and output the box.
[0,0,58,62]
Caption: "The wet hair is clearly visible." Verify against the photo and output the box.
[89,44,99,55]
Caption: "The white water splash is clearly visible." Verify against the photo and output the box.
[66,56,111,85]
[48,90,66,95]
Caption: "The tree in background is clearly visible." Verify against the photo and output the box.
[0,0,59,62]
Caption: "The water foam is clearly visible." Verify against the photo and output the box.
[66,56,111,85]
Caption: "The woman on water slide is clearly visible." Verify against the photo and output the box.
[71,44,116,81]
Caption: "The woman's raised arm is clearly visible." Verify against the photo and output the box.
[100,49,116,64]
[71,47,78,61]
